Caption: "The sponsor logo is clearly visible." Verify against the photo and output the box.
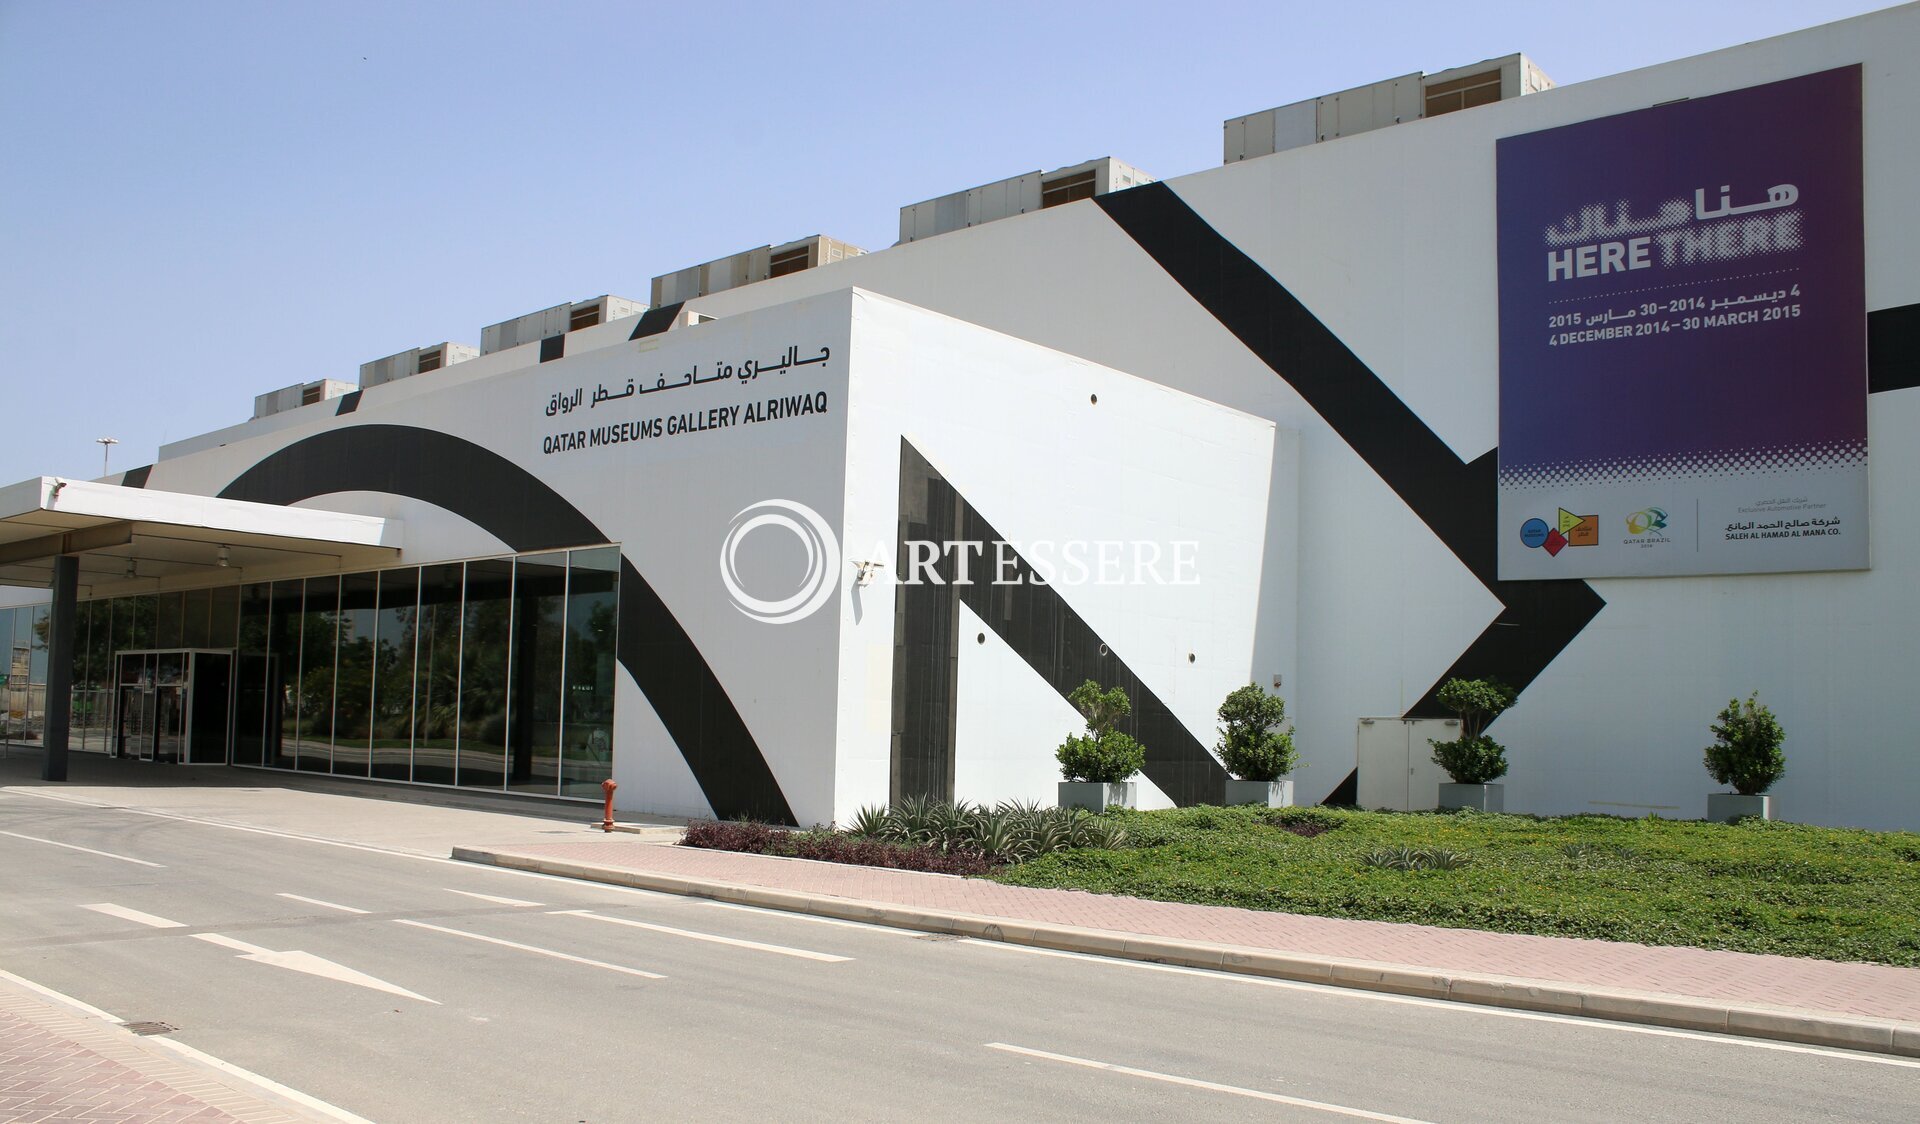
[1520,508,1598,557]
[1626,507,1669,535]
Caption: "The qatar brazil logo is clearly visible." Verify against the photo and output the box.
[1626,508,1669,535]
[719,499,842,625]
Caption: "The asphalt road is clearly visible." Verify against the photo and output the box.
[1,785,1915,1123]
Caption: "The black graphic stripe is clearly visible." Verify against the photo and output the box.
[629,302,687,340]
[1869,302,1920,394]
[894,440,1230,807]
[218,423,795,824]
[539,335,565,363]
[120,465,152,489]
[1096,183,1606,747]
[619,557,795,823]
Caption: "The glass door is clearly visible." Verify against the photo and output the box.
[111,648,235,765]
[153,685,187,763]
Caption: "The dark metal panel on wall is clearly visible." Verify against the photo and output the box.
[891,439,1230,807]
[890,444,961,803]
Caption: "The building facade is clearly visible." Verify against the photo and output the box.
[5,7,1916,829]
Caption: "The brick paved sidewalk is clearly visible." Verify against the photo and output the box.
[477,838,1920,1024]
[0,976,342,1124]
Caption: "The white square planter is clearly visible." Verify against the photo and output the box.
[1707,793,1774,823]
[1058,781,1136,812]
[1438,782,1504,813]
[1223,779,1294,808]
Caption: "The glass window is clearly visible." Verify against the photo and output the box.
[28,605,48,682]
[234,584,270,766]
[412,564,463,786]
[332,572,378,777]
[89,599,114,684]
[69,600,91,692]
[208,585,239,650]
[457,560,513,789]
[266,581,303,769]
[561,547,619,798]
[119,594,155,653]
[0,607,14,744]
[508,553,567,795]
[153,592,184,650]
[72,602,106,753]
[294,577,337,772]
[182,588,212,648]
[26,606,48,738]
[370,568,419,781]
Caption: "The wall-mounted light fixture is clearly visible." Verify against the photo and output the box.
[217,545,231,568]
[852,560,885,587]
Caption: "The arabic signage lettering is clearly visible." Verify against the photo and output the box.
[538,341,833,456]
[1495,67,1867,579]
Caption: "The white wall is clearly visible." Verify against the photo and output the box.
[834,291,1277,822]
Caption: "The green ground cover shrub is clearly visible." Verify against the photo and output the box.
[992,804,1920,965]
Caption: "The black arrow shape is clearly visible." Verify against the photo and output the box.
[1096,183,1607,728]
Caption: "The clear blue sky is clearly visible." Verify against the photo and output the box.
[0,0,1897,482]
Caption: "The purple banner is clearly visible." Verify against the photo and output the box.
[1496,67,1866,580]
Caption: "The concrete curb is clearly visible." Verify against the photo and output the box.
[452,846,1920,1059]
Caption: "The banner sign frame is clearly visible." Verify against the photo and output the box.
[1495,66,1867,580]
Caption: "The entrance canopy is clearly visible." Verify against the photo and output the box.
[0,476,402,594]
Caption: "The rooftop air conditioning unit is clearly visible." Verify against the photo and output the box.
[896,157,1154,244]
[480,295,647,355]
[359,341,479,388]
[1223,53,1553,163]
[649,236,866,306]
[253,379,356,419]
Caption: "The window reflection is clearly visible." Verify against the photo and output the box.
[234,584,270,766]
[371,568,418,781]
[182,588,212,648]
[562,547,619,798]
[71,545,618,799]
[458,560,513,789]
[154,592,183,650]
[266,581,302,769]
[413,564,463,785]
[332,572,378,777]
[295,577,337,772]
[509,553,567,794]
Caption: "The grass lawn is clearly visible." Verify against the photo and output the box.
[991,806,1920,966]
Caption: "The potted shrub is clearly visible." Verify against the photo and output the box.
[1428,677,1516,812]
[1215,684,1297,807]
[1704,692,1785,823]
[1056,679,1146,811]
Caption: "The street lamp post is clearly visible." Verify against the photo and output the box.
[96,437,118,478]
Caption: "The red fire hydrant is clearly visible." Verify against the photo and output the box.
[600,779,618,833]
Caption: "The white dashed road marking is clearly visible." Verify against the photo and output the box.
[985,1042,1436,1122]
[548,909,852,962]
